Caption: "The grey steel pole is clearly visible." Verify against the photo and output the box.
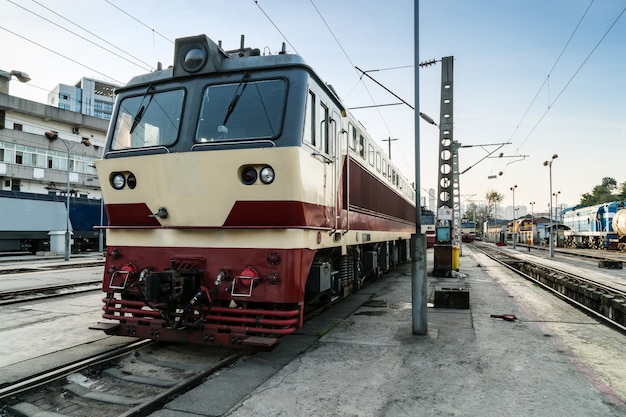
[543,155,557,257]
[65,141,71,261]
[412,0,428,335]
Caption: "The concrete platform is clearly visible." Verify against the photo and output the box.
[150,245,626,417]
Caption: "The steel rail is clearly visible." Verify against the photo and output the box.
[0,281,102,305]
[472,244,626,334]
[0,340,154,400]
[118,351,244,417]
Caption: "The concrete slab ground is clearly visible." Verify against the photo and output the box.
[150,245,626,417]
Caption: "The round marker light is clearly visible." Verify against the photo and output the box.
[259,166,275,184]
[241,166,257,185]
[111,173,126,190]
[181,43,207,73]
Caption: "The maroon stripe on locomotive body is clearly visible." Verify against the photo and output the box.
[223,201,330,228]
[107,203,161,226]
[343,158,416,225]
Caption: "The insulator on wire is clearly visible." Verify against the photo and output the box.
[418,59,437,67]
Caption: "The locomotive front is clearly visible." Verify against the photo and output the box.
[92,35,327,348]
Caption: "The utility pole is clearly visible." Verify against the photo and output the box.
[433,56,457,277]
[382,137,398,159]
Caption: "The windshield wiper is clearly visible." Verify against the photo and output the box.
[222,72,250,126]
[129,85,153,135]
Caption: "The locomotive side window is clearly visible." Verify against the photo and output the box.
[320,102,329,154]
[196,79,287,143]
[303,90,316,147]
[358,134,366,159]
[376,152,381,172]
[331,110,340,157]
[348,123,356,150]
[112,89,184,150]
[368,144,374,166]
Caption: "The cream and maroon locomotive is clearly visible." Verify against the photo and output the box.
[92,34,416,347]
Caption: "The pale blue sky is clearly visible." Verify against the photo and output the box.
[1,1,625,213]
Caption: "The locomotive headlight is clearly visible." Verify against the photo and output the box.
[181,43,207,73]
[111,173,126,190]
[259,166,275,184]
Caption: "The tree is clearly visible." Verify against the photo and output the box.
[484,190,504,223]
[580,177,619,206]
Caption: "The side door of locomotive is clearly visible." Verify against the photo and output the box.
[319,100,341,229]
[304,89,339,229]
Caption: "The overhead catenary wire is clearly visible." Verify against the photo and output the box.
[304,0,410,168]
[0,25,124,84]
[252,0,299,55]
[103,0,173,45]
[486,1,625,185]
[16,0,155,72]
[254,0,410,172]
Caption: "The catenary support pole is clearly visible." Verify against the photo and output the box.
[412,0,428,335]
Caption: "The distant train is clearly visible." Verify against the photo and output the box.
[460,219,476,243]
[92,34,416,348]
[562,201,625,250]
[0,190,106,252]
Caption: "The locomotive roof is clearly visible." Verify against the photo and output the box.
[118,37,344,113]
[122,53,310,87]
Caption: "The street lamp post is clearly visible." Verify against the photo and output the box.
[45,131,91,261]
[510,184,517,249]
[529,201,536,245]
[543,154,558,257]
[553,191,561,226]
[0,69,31,94]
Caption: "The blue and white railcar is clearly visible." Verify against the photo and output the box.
[562,201,625,249]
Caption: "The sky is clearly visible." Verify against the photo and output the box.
[1,0,625,216]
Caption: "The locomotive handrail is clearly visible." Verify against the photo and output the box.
[104,146,170,158]
[311,152,333,164]
[191,139,276,150]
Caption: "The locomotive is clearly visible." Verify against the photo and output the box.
[562,201,625,250]
[91,34,416,347]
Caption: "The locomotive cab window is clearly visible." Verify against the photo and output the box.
[112,89,184,150]
[197,79,287,143]
[303,90,316,147]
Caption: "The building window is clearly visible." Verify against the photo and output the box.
[13,123,23,131]
[11,179,20,191]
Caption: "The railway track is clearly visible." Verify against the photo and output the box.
[0,340,243,417]
[0,282,102,306]
[473,242,626,333]
[0,259,105,275]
